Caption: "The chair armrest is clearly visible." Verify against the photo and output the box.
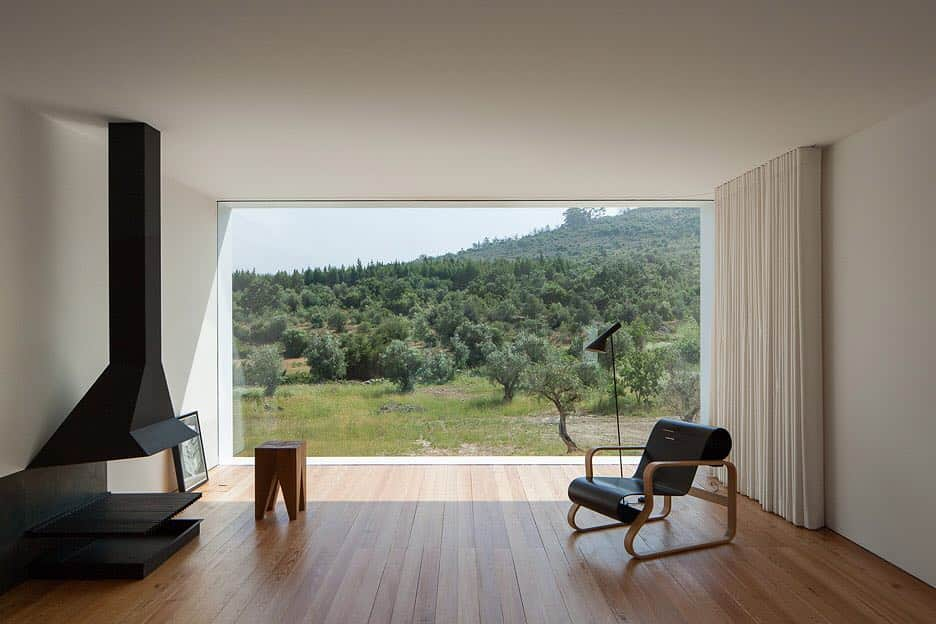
[642,460,737,500]
[584,446,645,478]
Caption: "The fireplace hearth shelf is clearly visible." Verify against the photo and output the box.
[25,492,202,580]
[29,492,200,537]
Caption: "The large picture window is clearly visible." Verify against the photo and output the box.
[218,202,712,460]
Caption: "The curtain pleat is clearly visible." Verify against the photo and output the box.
[712,147,823,529]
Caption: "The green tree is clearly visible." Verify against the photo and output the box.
[627,319,650,351]
[380,340,424,392]
[482,345,529,401]
[513,332,550,362]
[411,307,437,346]
[417,350,455,385]
[281,327,309,359]
[305,333,347,382]
[620,348,665,405]
[326,307,348,332]
[523,351,587,452]
[340,330,381,380]
[249,314,288,344]
[663,367,700,422]
[374,315,411,344]
[452,320,496,367]
[449,335,470,369]
[243,345,282,396]
[675,319,700,364]
[562,206,605,227]
[241,280,283,314]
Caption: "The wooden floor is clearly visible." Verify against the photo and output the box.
[1,464,934,623]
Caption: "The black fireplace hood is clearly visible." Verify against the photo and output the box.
[29,123,196,469]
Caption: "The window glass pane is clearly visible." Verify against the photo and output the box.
[227,204,706,457]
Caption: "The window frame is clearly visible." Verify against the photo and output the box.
[217,200,714,465]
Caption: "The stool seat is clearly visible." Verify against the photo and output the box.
[255,440,307,520]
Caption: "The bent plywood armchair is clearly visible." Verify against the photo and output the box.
[567,418,737,560]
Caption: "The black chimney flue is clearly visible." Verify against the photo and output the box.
[109,123,163,364]
[29,123,196,469]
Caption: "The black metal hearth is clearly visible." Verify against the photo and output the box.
[27,493,201,579]
[0,122,202,592]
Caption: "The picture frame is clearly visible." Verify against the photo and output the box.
[172,411,208,492]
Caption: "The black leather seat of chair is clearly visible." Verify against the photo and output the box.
[567,418,737,560]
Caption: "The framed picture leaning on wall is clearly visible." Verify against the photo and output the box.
[172,411,208,492]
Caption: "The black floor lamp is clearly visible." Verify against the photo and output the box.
[585,321,624,477]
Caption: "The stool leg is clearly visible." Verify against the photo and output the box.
[298,458,307,512]
[265,478,279,511]
[255,452,277,520]
[277,448,301,521]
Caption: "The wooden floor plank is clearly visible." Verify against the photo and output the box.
[1,464,934,624]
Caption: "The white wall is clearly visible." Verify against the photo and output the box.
[0,96,218,491]
[823,95,936,586]
[0,99,108,478]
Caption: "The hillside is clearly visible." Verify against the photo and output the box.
[456,207,699,262]
[232,206,702,383]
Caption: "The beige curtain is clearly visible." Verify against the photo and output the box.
[712,147,824,529]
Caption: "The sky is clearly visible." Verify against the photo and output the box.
[230,206,570,272]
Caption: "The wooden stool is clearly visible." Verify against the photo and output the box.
[255,441,307,520]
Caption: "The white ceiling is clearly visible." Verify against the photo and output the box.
[2,1,935,200]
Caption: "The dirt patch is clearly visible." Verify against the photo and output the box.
[420,386,472,400]
[517,410,660,451]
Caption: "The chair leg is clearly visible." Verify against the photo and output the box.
[567,496,673,533]
[567,503,629,532]
[623,463,737,560]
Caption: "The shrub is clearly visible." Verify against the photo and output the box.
[620,347,665,405]
[241,280,284,315]
[340,330,382,380]
[281,327,310,359]
[418,350,455,385]
[281,370,311,385]
[675,320,700,364]
[452,320,496,367]
[243,345,282,396]
[305,333,347,382]
[374,315,412,344]
[249,314,288,344]
[380,340,424,392]
[663,368,700,422]
[326,307,348,332]
[449,335,470,370]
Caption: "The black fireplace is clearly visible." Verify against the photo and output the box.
[30,123,196,468]
[0,123,202,592]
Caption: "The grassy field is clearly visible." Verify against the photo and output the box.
[233,374,668,457]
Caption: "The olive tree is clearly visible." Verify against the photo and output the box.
[243,345,282,396]
[523,351,589,453]
[481,345,528,402]
[305,333,347,382]
[380,340,424,392]
[482,332,550,401]
[417,350,455,385]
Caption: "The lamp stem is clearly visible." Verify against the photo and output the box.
[610,334,623,477]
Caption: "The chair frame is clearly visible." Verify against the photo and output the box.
[567,445,738,560]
